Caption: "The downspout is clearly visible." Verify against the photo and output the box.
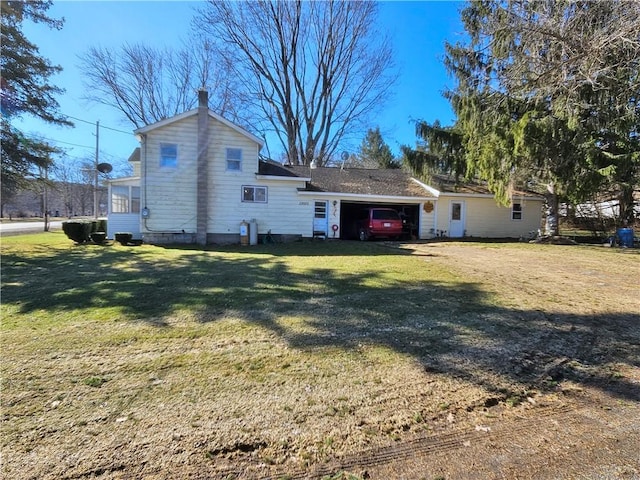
[196,89,210,245]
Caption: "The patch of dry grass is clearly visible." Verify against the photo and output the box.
[1,233,639,479]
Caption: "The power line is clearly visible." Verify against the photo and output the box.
[32,135,94,150]
[101,124,133,135]
[65,114,133,136]
[65,115,95,126]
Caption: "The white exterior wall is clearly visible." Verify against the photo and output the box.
[418,202,436,239]
[205,117,312,237]
[211,177,312,237]
[141,115,198,233]
[138,112,315,241]
[435,195,543,238]
[207,116,261,235]
[108,213,141,240]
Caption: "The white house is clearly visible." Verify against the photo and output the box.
[107,91,544,244]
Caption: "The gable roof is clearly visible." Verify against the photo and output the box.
[128,147,140,163]
[280,165,435,198]
[134,109,264,147]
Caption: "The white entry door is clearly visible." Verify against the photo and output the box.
[449,201,465,237]
[313,201,328,237]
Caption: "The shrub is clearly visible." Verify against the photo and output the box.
[62,220,93,243]
[115,232,133,245]
[96,218,107,233]
[90,232,107,244]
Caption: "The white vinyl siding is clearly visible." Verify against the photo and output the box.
[210,175,311,237]
[435,196,542,238]
[142,115,198,233]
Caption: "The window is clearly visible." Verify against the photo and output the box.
[111,186,129,213]
[160,143,177,168]
[131,187,140,213]
[451,203,462,221]
[314,202,327,218]
[111,186,141,213]
[242,185,267,203]
[512,202,522,220]
[226,148,242,171]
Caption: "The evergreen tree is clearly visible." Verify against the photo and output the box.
[1,0,70,201]
[419,0,640,233]
[358,127,399,169]
[401,120,465,181]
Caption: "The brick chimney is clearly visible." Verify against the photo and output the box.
[196,89,209,245]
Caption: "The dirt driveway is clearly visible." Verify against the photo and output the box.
[239,242,640,479]
[351,242,640,480]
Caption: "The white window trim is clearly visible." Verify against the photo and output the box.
[242,185,268,203]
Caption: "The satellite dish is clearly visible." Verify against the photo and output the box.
[341,151,349,161]
[97,162,113,174]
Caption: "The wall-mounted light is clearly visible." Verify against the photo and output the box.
[332,200,337,206]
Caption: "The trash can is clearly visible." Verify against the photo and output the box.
[617,228,634,248]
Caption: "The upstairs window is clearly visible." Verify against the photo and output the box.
[242,185,267,203]
[226,148,242,171]
[160,143,177,168]
[511,202,522,220]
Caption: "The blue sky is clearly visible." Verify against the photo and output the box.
[16,1,464,173]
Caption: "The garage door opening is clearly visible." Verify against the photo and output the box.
[340,202,420,240]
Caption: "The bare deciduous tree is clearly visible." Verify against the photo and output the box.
[196,0,397,166]
[79,38,242,128]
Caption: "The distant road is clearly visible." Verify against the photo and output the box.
[0,221,63,236]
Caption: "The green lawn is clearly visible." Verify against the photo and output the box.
[2,232,638,479]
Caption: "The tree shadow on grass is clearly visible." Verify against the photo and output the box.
[2,241,639,402]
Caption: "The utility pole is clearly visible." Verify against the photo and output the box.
[94,120,99,218]
[43,166,49,232]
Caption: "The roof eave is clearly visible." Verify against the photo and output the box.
[297,191,437,202]
[255,174,310,182]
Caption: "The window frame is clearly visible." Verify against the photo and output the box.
[511,202,523,220]
[226,147,242,171]
[160,143,178,168]
[111,185,141,214]
[241,185,268,203]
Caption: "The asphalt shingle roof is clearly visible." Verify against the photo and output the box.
[274,164,433,197]
[257,162,543,199]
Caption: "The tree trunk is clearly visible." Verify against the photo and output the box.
[618,185,635,227]
[544,182,560,236]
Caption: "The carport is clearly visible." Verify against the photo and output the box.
[340,201,420,240]
[286,165,438,240]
